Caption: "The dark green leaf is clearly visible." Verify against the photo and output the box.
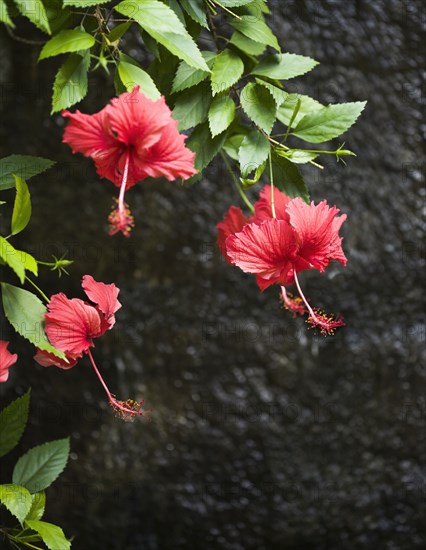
[276,93,323,128]
[1,283,66,359]
[39,29,95,61]
[255,79,287,107]
[51,52,90,113]
[0,484,32,526]
[11,176,31,236]
[118,53,161,100]
[107,21,132,43]
[14,0,50,34]
[25,520,70,550]
[0,155,55,191]
[292,101,367,143]
[180,0,207,28]
[238,130,270,177]
[173,82,212,130]
[43,0,72,35]
[13,438,70,494]
[211,49,244,95]
[229,31,266,56]
[0,390,30,458]
[240,82,277,133]
[186,122,227,172]
[252,53,318,80]
[271,153,309,202]
[208,96,236,137]
[171,51,214,93]
[230,16,280,52]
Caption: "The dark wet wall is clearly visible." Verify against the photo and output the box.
[0,1,425,549]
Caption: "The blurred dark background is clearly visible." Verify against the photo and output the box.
[0,1,425,549]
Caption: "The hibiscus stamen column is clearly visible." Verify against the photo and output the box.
[293,271,345,335]
[108,152,134,237]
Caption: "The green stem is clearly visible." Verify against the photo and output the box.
[268,151,276,218]
[220,152,255,214]
[25,276,49,303]
[210,0,241,19]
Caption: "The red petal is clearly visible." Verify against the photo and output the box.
[252,185,292,223]
[45,294,102,355]
[216,206,250,264]
[0,340,18,382]
[81,275,121,330]
[34,349,79,370]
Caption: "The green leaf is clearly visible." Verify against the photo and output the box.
[210,49,244,96]
[252,53,318,80]
[39,29,95,61]
[208,96,235,137]
[118,53,161,100]
[173,82,212,131]
[180,0,207,28]
[63,0,109,5]
[107,21,132,43]
[13,438,70,494]
[171,51,214,94]
[51,52,90,114]
[223,133,247,161]
[240,82,277,133]
[0,0,14,27]
[218,0,253,6]
[26,492,46,521]
[13,0,50,34]
[277,93,323,128]
[238,130,270,177]
[186,122,227,172]
[271,153,309,202]
[0,484,33,526]
[255,79,287,107]
[0,390,30,458]
[276,149,319,164]
[230,16,280,52]
[44,0,72,35]
[1,283,66,359]
[241,162,266,189]
[25,520,70,550]
[20,251,38,276]
[11,176,31,236]
[229,30,266,56]
[0,237,25,283]
[115,0,209,71]
[0,155,55,191]
[292,101,367,143]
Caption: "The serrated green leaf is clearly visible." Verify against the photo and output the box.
[1,283,66,359]
[118,54,161,100]
[63,0,109,5]
[223,133,248,161]
[230,16,280,52]
[186,122,227,172]
[39,29,95,61]
[252,53,318,80]
[115,0,209,71]
[14,0,50,34]
[0,237,25,283]
[26,491,46,521]
[229,30,266,56]
[0,0,14,27]
[173,82,212,131]
[51,52,90,113]
[44,0,72,35]
[107,21,132,43]
[167,0,185,24]
[11,176,31,236]
[180,0,207,28]
[240,82,276,133]
[171,51,214,93]
[0,484,32,526]
[292,101,367,143]
[0,390,30,458]
[238,130,270,177]
[275,148,319,164]
[271,153,309,202]
[25,520,70,550]
[208,96,235,137]
[277,94,323,128]
[13,438,70,494]
[255,79,287,107]
[0,155,55,191]
[211,49,244,96]
[20,251,38,276]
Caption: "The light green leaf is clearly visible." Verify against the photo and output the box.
[292,101,367,143]
[173,82,212,131]
[240,82,277,133]
[208,96,235,137]
[25,520,70,550]
[0,237,25,283]
[180,0,207,28]
[26,492,46,521]
[186,122,227,172]
[271,153,309,202]
[13,438,70,494]
[276,148,319,164]
[0,0,14,27]
[0,155,55,191]
[252,53,318,80]
[211,49,244,96]
[255,79,287,107]
[0,390,30,458]
[11,176,31,236]
[277,93,323,128]
[13,0,50,34]
[39,29,95,61]
[241,162,266,189]
[118,54,161,100]
[20,251,38,276]
[223,133,248,161]
[238,130,270,177]
[63,0,109,5]
[229,30,266,56]
[230,16,280,52]
[0,484,33,526]
[51,52,90,114]
[115,0,209,71]
[171,51,214,94]
[218,0,253,6]
[1,283,66,359]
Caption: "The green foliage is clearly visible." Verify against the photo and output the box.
[271,154,310,203]
[0,155,55,191]
[0,390,30,458]
[25,520,71,550]
[180,0,208,28]
[13,0,51,34]
[239,130,270,177]
[39,29,95,61]
[11,176,31,236]
[171,52,213,93]
[230,16,280,52]
[229,31,267,56]
[208,96,236,137]
[63,0,109,5]
[51,52,90,113]
[26,491,46,521]
[118,54,161,99]
[211,49,244,95]
[173,82,212,131]
[277,94,323,128]
[0,0,14,27]
[0,484,33,526]
[187,122,227,172]
[240,82,277,133]
[252,53,318,80]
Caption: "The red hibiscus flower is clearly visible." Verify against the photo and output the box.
[34,275,145,418]
[0,340,18,383]
[217,186,347,335]
[62,86,197,237]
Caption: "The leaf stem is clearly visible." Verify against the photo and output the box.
[220,152,255,214]
[25,276,49,303]
[268,151,276,218]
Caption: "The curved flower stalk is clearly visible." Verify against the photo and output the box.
[217,186,347,335]
[62,86,197,237]
[0,340,18,382]
[34,275,146,419]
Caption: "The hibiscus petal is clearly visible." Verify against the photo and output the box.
[0,340,18,382]
[45,294,102,355]
[252,185,292,223]
[81,275,121,330]
[226,219,298,289]
[217,206,250,264]
[34,349,79,370]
